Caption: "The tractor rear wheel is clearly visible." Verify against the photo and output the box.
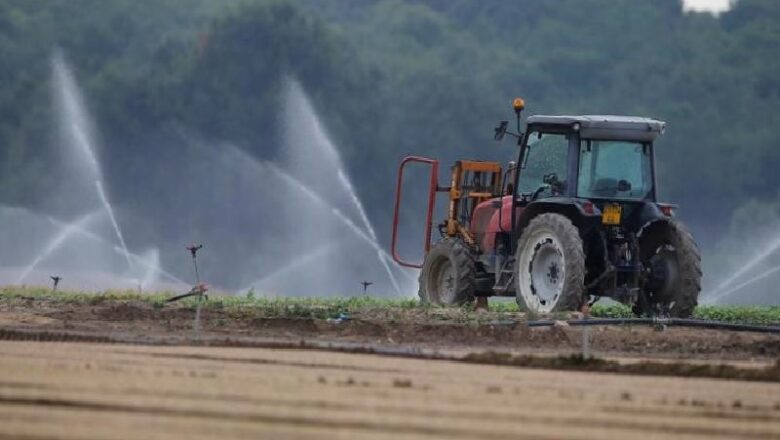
[638,220,701,317]
[515,213,586,313]
[418,238,475,305]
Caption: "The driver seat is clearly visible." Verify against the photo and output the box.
[591,177,618,197]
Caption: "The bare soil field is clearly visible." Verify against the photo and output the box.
[1,340,780,439]
[1,295,780,438]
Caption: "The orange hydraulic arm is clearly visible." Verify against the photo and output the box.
[445,161,502,246]
[392,157,502,268]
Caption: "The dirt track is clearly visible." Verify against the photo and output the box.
[1,340,780,440]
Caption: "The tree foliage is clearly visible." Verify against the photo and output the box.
[1,0,779,256]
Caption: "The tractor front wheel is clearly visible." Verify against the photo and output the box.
[418,238,476,305]
[515,213,586,313]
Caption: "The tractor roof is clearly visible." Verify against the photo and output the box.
[526,115,665,142]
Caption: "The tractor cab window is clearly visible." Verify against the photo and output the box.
[577,140,653,200]
[517,132,568,198]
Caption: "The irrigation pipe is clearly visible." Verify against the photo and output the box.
[515,317,780,334]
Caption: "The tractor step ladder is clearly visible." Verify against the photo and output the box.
[493,257,516,294]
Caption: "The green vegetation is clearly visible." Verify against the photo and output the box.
[0,286,421,320]
[3,287,779,325]
[691,305,780,325]
[591,302,780,324]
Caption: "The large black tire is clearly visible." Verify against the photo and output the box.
[514,213,586,313]
[638,220,701,317]
[418,238,475,305]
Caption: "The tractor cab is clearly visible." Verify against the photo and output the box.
[515,115,662,203]
[392,99,700,318]
[500,115,668,248]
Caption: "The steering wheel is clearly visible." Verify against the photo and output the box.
[530,173,565,200]
[531,185,548,201]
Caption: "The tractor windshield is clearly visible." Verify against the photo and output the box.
[517,132,569,197]
[576,140,653,200]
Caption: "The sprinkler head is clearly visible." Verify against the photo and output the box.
[194,283,209,296]
[186,244,203,258]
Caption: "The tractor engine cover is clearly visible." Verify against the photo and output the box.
[470,196,523,253]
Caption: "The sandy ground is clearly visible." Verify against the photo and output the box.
[1,340,779,440]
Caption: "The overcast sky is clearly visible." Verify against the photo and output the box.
[683,0,732,13]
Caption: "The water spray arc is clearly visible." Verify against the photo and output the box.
[705,264,780,304]
[12,206,184,288]
[95,180,134,274]
[243,244,338,294]
[226,145,411,292]
[263,160,406,294]
[40,210,185,286]
[337,169,400,287]
[707,234,780,303]
[285,80,381,241]
[52,50,135,278]
[9,53,181,290]
[281,78,414,294]
[52,50,102,180]
[337,169,379,243]
[16,209,103,284]
[9,55,414,296]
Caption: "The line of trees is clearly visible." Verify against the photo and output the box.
[1,0,779,295]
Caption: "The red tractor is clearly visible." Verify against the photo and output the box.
[392,99,701,317]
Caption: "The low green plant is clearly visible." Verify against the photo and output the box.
[1,286,779,325]
[591,303,634,319]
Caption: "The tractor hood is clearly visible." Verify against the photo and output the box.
[526,115,665,142]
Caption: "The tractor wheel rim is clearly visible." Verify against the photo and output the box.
[434,259,456,303]
[518,231,564,313]
[648,244,679,304]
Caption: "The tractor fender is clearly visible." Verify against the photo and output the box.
[634,202,669,235]
[637,217,680,241]
[515,198,601,234]
[471,196,520,252]
[636,203,678,240]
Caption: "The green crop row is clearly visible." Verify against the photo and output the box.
[590,303,780,325]
[1,287,778,325]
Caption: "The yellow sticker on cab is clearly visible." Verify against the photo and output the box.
[602,204,622,225]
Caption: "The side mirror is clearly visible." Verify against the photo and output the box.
[494,121,508,141]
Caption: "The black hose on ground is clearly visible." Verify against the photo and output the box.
[521,317,780,334]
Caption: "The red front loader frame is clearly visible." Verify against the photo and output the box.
[391,156,440,268]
